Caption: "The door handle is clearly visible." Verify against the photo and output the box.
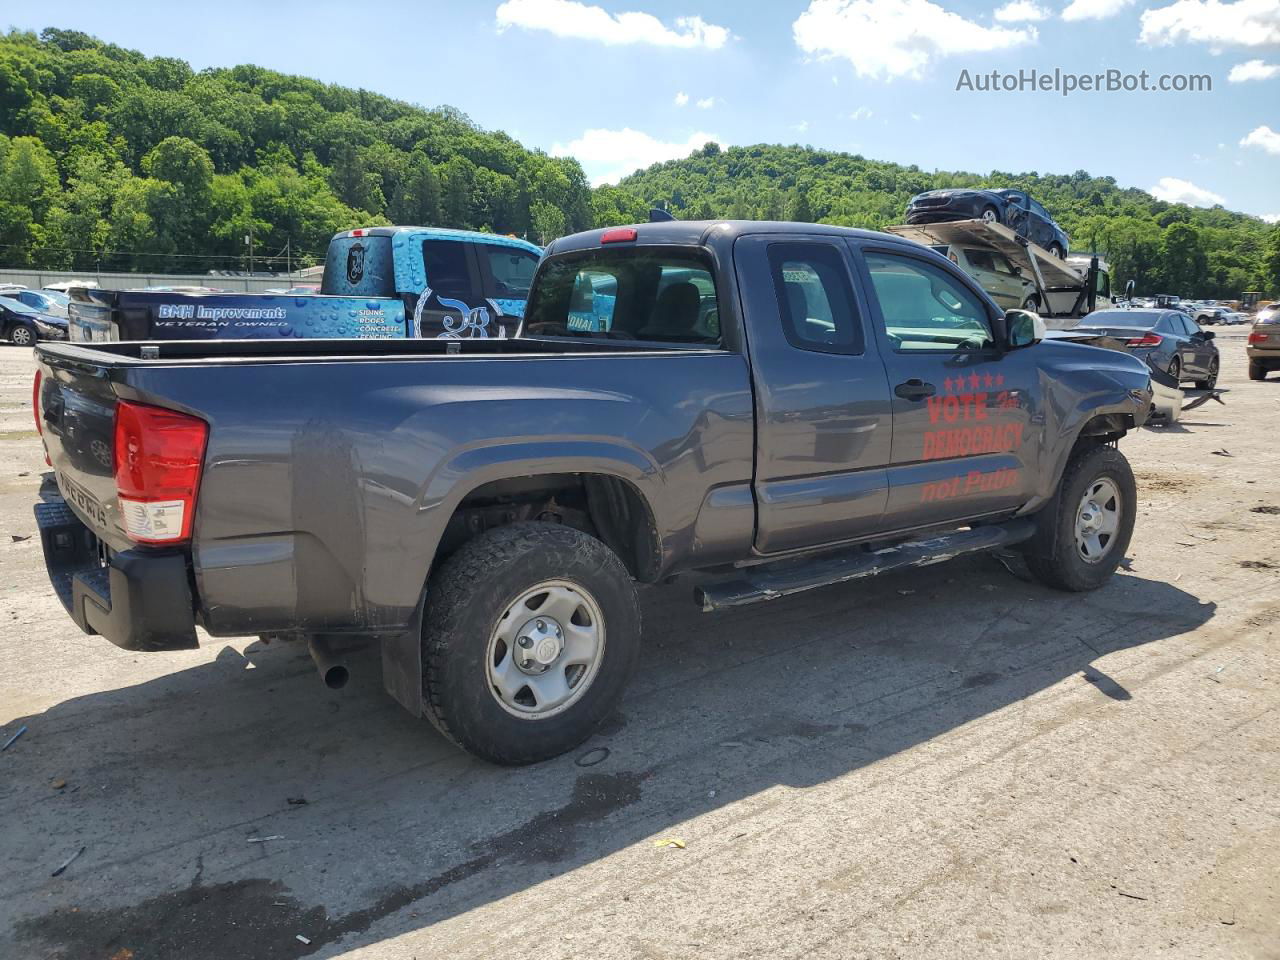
[895,379,936,400]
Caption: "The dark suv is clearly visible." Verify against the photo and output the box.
[905,188,1070,258]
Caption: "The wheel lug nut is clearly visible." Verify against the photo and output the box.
[536,620,545,631]
[518,636,532,648]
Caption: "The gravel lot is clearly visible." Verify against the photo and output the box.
[1,332,1277,960]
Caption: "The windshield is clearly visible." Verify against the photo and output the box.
[525,248,720,345]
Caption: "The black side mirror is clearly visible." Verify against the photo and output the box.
[1202,330,1215,340]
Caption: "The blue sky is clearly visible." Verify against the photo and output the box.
[7,0,1280,220]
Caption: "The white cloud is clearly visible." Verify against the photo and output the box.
[495,0,730,49]
[1228,59,1280,82]
[910,111,922,120]
[792,0,1036,80]
[696,96,716,108]
[551,128,720,185]
[674,91,689,106]
[1140,0,1280,47]
[1261,212,1280,223]
[1149,176,1225,206]
[793,120,810,132]
[1062,0,1134,21]
[1240,124,1280,154]
[850,106,874,119]
[994,0,1051,21]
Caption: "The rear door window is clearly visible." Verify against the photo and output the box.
[422,239,477,301]
[525,248,719,344]
[767,242,862,354]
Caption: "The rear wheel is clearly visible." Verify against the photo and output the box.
[1023,444,1136,592]
[1249,360,1267,381]
[1022,296,1040,312]
[1048,243,1065,259]
[1194,358,1219,390]
[421,522,641,765]
[980,205,1000,225]
[8,324,34,346]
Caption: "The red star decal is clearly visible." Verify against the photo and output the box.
[943,376,954,392]
[995,373,1005,387]
[968,373,981,391]
[983,372,994,389]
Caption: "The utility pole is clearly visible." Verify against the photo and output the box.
[244,233,255,275]
[286,238,292,277]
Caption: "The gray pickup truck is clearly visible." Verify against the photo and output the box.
[31,220,1152,764]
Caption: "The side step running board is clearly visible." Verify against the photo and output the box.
[695,519,1036,612]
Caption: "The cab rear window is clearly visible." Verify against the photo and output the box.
[321,236,396,297]
[524,248,720,345]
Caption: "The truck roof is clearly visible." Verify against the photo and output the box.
[335,226,542,255]
[546,220,917,256]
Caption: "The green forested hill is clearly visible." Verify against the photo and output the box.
[611,143,1280,299]
[0,28,592,271]
[1,28,1276,297]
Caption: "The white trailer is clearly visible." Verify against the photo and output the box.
[887,220,1111,321]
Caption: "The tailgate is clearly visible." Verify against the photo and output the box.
[35,349,131,550]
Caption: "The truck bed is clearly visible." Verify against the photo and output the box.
[33,335,755,644]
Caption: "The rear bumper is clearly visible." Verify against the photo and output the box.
[1247,346,1280,367]
[34,498,198,651]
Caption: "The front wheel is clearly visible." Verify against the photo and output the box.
[1022,296,1040,312]
[421,522,641,765]
[1022,444,1136,592]
[980,205,1000,225]
[1048,243,1065,259]
[1167,357,1181,383]
[1194,358,1219,390]
[8,324,34,346]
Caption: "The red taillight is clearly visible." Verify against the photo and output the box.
[1249,331,1268,345]
[600,227,637,244]
[113,400,208,544]
[33,369,51,466]
[1125,333,1162,347]
[349,228,366,237]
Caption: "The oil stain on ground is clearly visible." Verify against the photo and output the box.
[15,771,644,960]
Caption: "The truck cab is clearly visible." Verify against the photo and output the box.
[321,227,542,338]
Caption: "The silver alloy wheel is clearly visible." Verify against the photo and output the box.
[486,579,605,719]
[1075,477,1121,564]
[10,326,33,346]
[981,209,998,223]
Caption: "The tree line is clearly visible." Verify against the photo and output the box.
[0,28,591,272]
[1,28,1277,298]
